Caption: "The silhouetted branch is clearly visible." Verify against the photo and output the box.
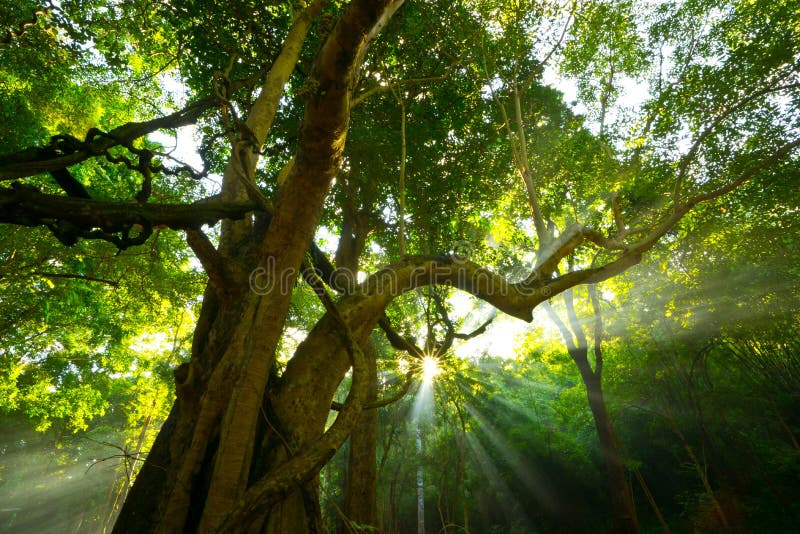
[30,271,119,287]
[330,370,415,411]
[1,8,49,45]
[0,186,259,234]
[0,97,216,180]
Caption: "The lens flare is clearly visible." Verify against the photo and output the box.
[421,356,442,383]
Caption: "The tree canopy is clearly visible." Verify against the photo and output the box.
[0,0,798,532]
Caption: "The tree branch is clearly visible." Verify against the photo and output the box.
[453,312,496,340]
[563,288,587,350]
[512,88,548,243]
[673,82,800,205]
[1,8,49,45]
[378,316,425,358]
[186,229,232,293]
[588,284,603,378]
[521,1,576,91]
[0,97,216,180]
[0,187,260,233]
[353,74,453,107]
[683,138,800,207]
[330,370,414,411]
[29,271,119,287]
[543,301,577,352]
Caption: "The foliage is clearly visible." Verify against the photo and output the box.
[0,0,798,532]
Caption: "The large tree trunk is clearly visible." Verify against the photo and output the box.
[114,285,375,532]
[113,2,406,531]
[336,195,379,532]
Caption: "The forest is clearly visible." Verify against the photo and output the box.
[0,0,798,532]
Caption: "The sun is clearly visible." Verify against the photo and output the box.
[421,356,442,383]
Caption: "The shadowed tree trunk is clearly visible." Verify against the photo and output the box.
[341,343,379,530]
[575,347,640,534]
[336,198,380,532]
[416,425,426,534]
[546,287,640,534]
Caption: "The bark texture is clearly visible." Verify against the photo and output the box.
[342,341,379,529]
[114,2,407,531]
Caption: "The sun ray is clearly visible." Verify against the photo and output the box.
[464,402,558,513]
[421,356,442,383]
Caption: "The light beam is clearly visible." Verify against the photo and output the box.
[421,356,442,383]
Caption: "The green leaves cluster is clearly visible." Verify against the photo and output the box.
[0,0,798,530]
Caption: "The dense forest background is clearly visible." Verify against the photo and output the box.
[1,0,798,532]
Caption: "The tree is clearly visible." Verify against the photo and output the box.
[1,0,798,532]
